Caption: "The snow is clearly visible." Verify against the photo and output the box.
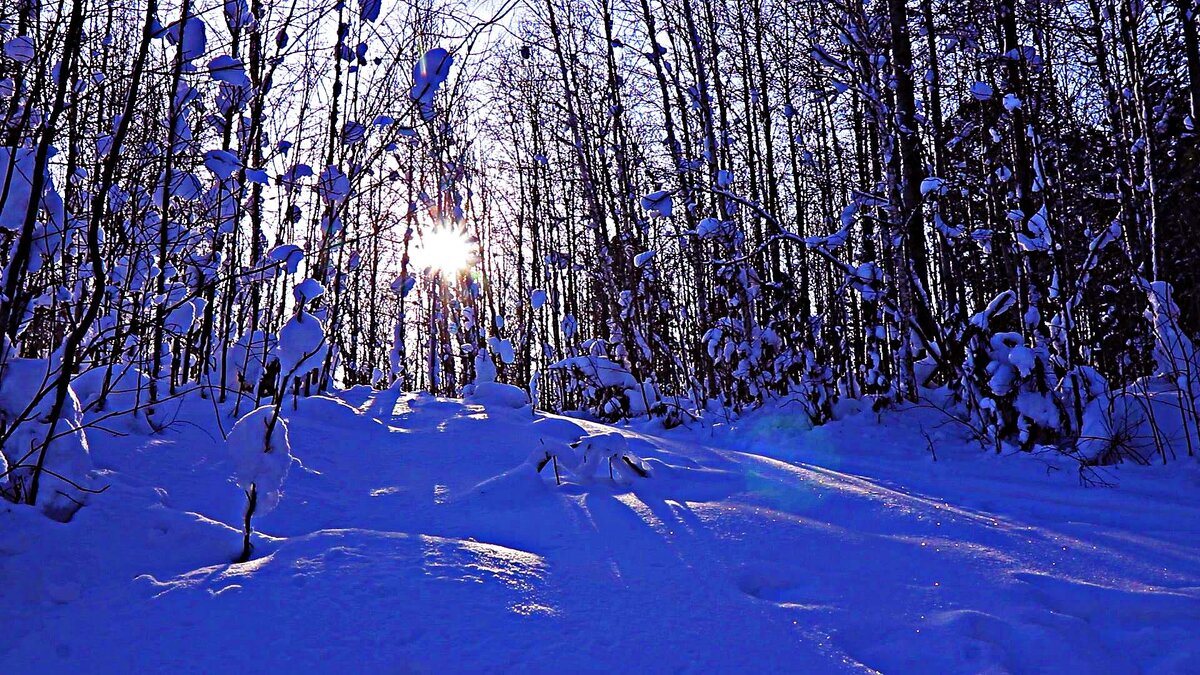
[274,312,327,375]
[2,2,1197,669]
[317,165,350,204]
[281,163,313,187]
[0,358,94,519]
[226,330,273,392]
[391,274,416,297]
[696,216,738,240]
[268,244,304,274]
[163,16,208,64]
[640,190,673,218]
[164,297,205,334]
[0,445,9,495]
[411,48,452,121]
[292,278,325,305]
[0,147,64,234]
[1076,384,1200,465]
[224,0,253,27]
[570,431,650,483]
[342,120,367,145]
[3,36,35,63]
[487,336,515,365]
[202,149,240,179]
[972,290,1017,329]
[1144,281,1198,385]
[805,210,852,250]
[549,354,638,389]
[359,0,382,23]
[227,406,293,513]
[3,388,1199,672]
[208,55,249,87]
[468,382,530,409]
[474,350,497,384]
[920,176,946,195]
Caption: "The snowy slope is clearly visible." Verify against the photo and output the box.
[3,389,1199,673]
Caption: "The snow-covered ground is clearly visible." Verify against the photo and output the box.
[3,388,1199,673]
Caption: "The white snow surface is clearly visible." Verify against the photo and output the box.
[2,389,1199,672]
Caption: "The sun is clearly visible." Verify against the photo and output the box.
[413,225,475,277]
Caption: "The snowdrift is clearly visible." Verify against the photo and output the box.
[2,387,1199,673]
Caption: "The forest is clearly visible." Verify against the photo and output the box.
[2,0,1200,670]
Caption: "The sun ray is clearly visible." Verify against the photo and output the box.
[413,225,475,277]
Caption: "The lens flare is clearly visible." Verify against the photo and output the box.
[413,225,475,277]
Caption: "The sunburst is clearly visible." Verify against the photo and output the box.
[412,225,475,277]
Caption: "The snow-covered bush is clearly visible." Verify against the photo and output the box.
[69,363,154,434]
[227,406,292,561]
[0,444,10,501]
[1073,282,1200,464]
[547,353,661,422]
[785,345,836,427]
[0,358,95,520]
[228,406,293,511]
[527,430,650,485]
[273,311,327,392]
[226,330,275,395]
[529,439,575,485]
[0,147,64,235]
[461,348,531,409]
[474,350,498,384]
[570,432,650,484]
[951,292,1066,450]
[469,382,530,410]
[1140,281,1200,411]
[1076,384,1198,465]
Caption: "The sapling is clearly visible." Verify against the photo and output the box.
[533,439,563,484]
[227,405,292,563]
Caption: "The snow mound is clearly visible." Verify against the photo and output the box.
[530,416,588,442]
[287,394,373,430]
[468,382,530,410]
